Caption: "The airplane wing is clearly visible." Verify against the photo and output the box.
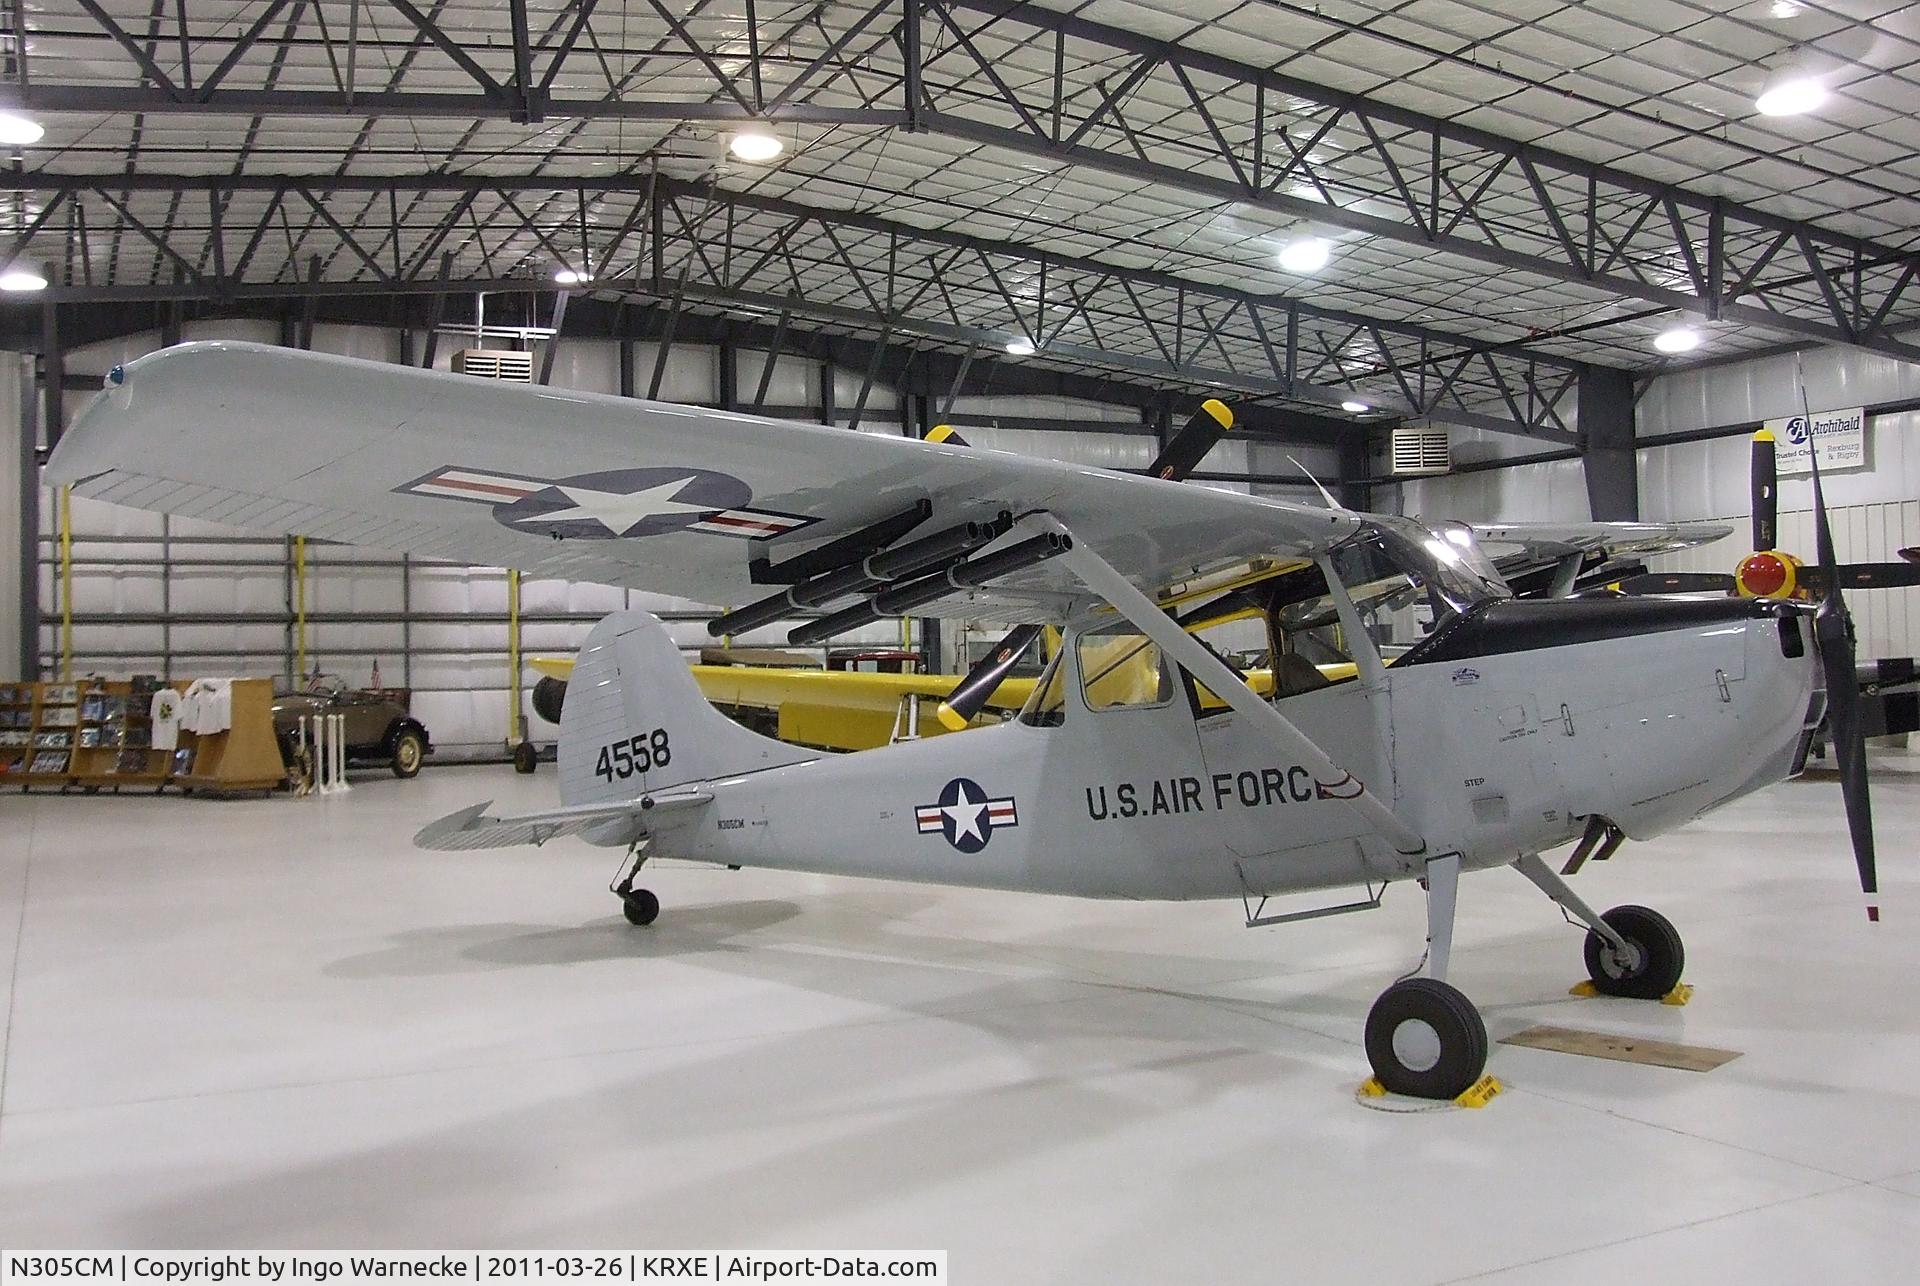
[47,341,1361,623]
[1469,520,1734,565]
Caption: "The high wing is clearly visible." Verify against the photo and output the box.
[1468,521,1734,564]
[46,341,1360,622]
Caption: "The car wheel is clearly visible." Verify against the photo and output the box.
[390,728,425,778]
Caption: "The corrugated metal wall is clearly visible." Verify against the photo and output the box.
[1396,348,1920,662]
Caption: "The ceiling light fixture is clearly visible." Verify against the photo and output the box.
[1653,326,1701,355]
[0,111,43,146]
[1004,337,1036,357]
[1341,399,1370,413]
[728,129,784,163]
[1755,64,1827,116]
[1278,237,1331,274]
[553,268,592,285]
[1769,2,1802,18]
[0,259,48,292]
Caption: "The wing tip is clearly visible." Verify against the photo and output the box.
[414,800,493,850]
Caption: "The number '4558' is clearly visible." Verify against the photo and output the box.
[594,728,671,782]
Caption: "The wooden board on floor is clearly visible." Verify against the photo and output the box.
[1500,1024,1741,1072]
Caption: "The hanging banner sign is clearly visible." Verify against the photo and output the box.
[1767,406,1865,475]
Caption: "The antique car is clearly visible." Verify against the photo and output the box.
[271,675,431,778]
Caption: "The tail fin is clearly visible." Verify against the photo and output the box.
[558,609,817,807]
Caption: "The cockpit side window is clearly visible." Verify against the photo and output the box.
[1077,624,1174,711]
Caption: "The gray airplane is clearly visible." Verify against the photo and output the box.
[46,341,1882,1101]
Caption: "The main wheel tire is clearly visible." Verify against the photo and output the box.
[389,728,425,778]
[1583,904,1684,999]
[1364,977,1488,1100]
[621,889,660,927]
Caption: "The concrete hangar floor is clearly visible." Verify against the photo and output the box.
[0,755,1916,1281]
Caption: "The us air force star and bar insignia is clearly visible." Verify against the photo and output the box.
[393,466,816,541]
[915,777,1019,853]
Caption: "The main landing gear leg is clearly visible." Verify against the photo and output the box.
[1513,852,1685,1000]
[1364,854,1489,1100]
[611,842,660,927]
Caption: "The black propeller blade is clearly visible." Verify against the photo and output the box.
[1609,571,1738,596]
[935,624,1045,731]
[1805,432,1880,922]
[1145,397,1236,480]
[1752,428,1778,551]
[1798,562,1920,595]
[932,399,1236,730]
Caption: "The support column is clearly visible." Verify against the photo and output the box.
[2,354,28,680]
[1338,434,1372,511]
[1579,365,1638,521]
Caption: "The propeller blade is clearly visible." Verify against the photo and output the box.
[1798,562,1920,595]
[934,624,1044,731]
[1751,429,1778,551]
[1609,572,1737,596]
[925,424,969,447]
[1145,398,1234,480]
[1805,430,1879,921]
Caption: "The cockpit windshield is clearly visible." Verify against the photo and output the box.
[1265,518,1510,672]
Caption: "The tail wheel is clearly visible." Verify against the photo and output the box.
[513,741,538,774]
[390,728,425,778]
[1364,977,1488,1100]
[1583,904,1684,999]
[621,889,660,927]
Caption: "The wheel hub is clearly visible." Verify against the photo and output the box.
[1601,939,1644,979]
[1390,1017,1443,1073]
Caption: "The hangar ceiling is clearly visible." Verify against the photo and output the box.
[2,0,1917,440]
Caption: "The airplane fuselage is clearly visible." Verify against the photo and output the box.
[633,597,1820,900]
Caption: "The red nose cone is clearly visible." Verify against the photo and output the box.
[1739,551,1789,597]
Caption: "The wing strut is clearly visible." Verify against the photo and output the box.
[1032,514,1428,857]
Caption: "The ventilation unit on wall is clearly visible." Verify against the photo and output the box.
[451,349,534,382]
[1387,427,1451,475]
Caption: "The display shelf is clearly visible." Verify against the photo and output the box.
[0,678,282,794]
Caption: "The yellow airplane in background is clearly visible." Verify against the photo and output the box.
[528,602,1354,753]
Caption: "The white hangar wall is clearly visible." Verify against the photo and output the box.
[1400,347,1920,661]
[36,322,1338,756]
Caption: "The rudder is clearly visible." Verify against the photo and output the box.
[558,609,817,806]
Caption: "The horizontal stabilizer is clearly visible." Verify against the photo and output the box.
[413,791,712,852]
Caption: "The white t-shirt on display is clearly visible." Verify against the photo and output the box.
[150,688,182,752]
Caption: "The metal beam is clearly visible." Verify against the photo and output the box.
[15,0,1920,358]
[0,173,1585,438]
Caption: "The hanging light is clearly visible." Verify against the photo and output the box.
[553,267,592,285]
[0,259,48,292]
[1004,337,1036,357]
[1755,60,1827,116]
[0,111,43,146]
[1278,236,1332,274]
[729,129,784,163]
[1653,325,1701,355]
[1341,399,1370,413]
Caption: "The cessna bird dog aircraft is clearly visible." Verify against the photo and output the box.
[46,341,1884,1101]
